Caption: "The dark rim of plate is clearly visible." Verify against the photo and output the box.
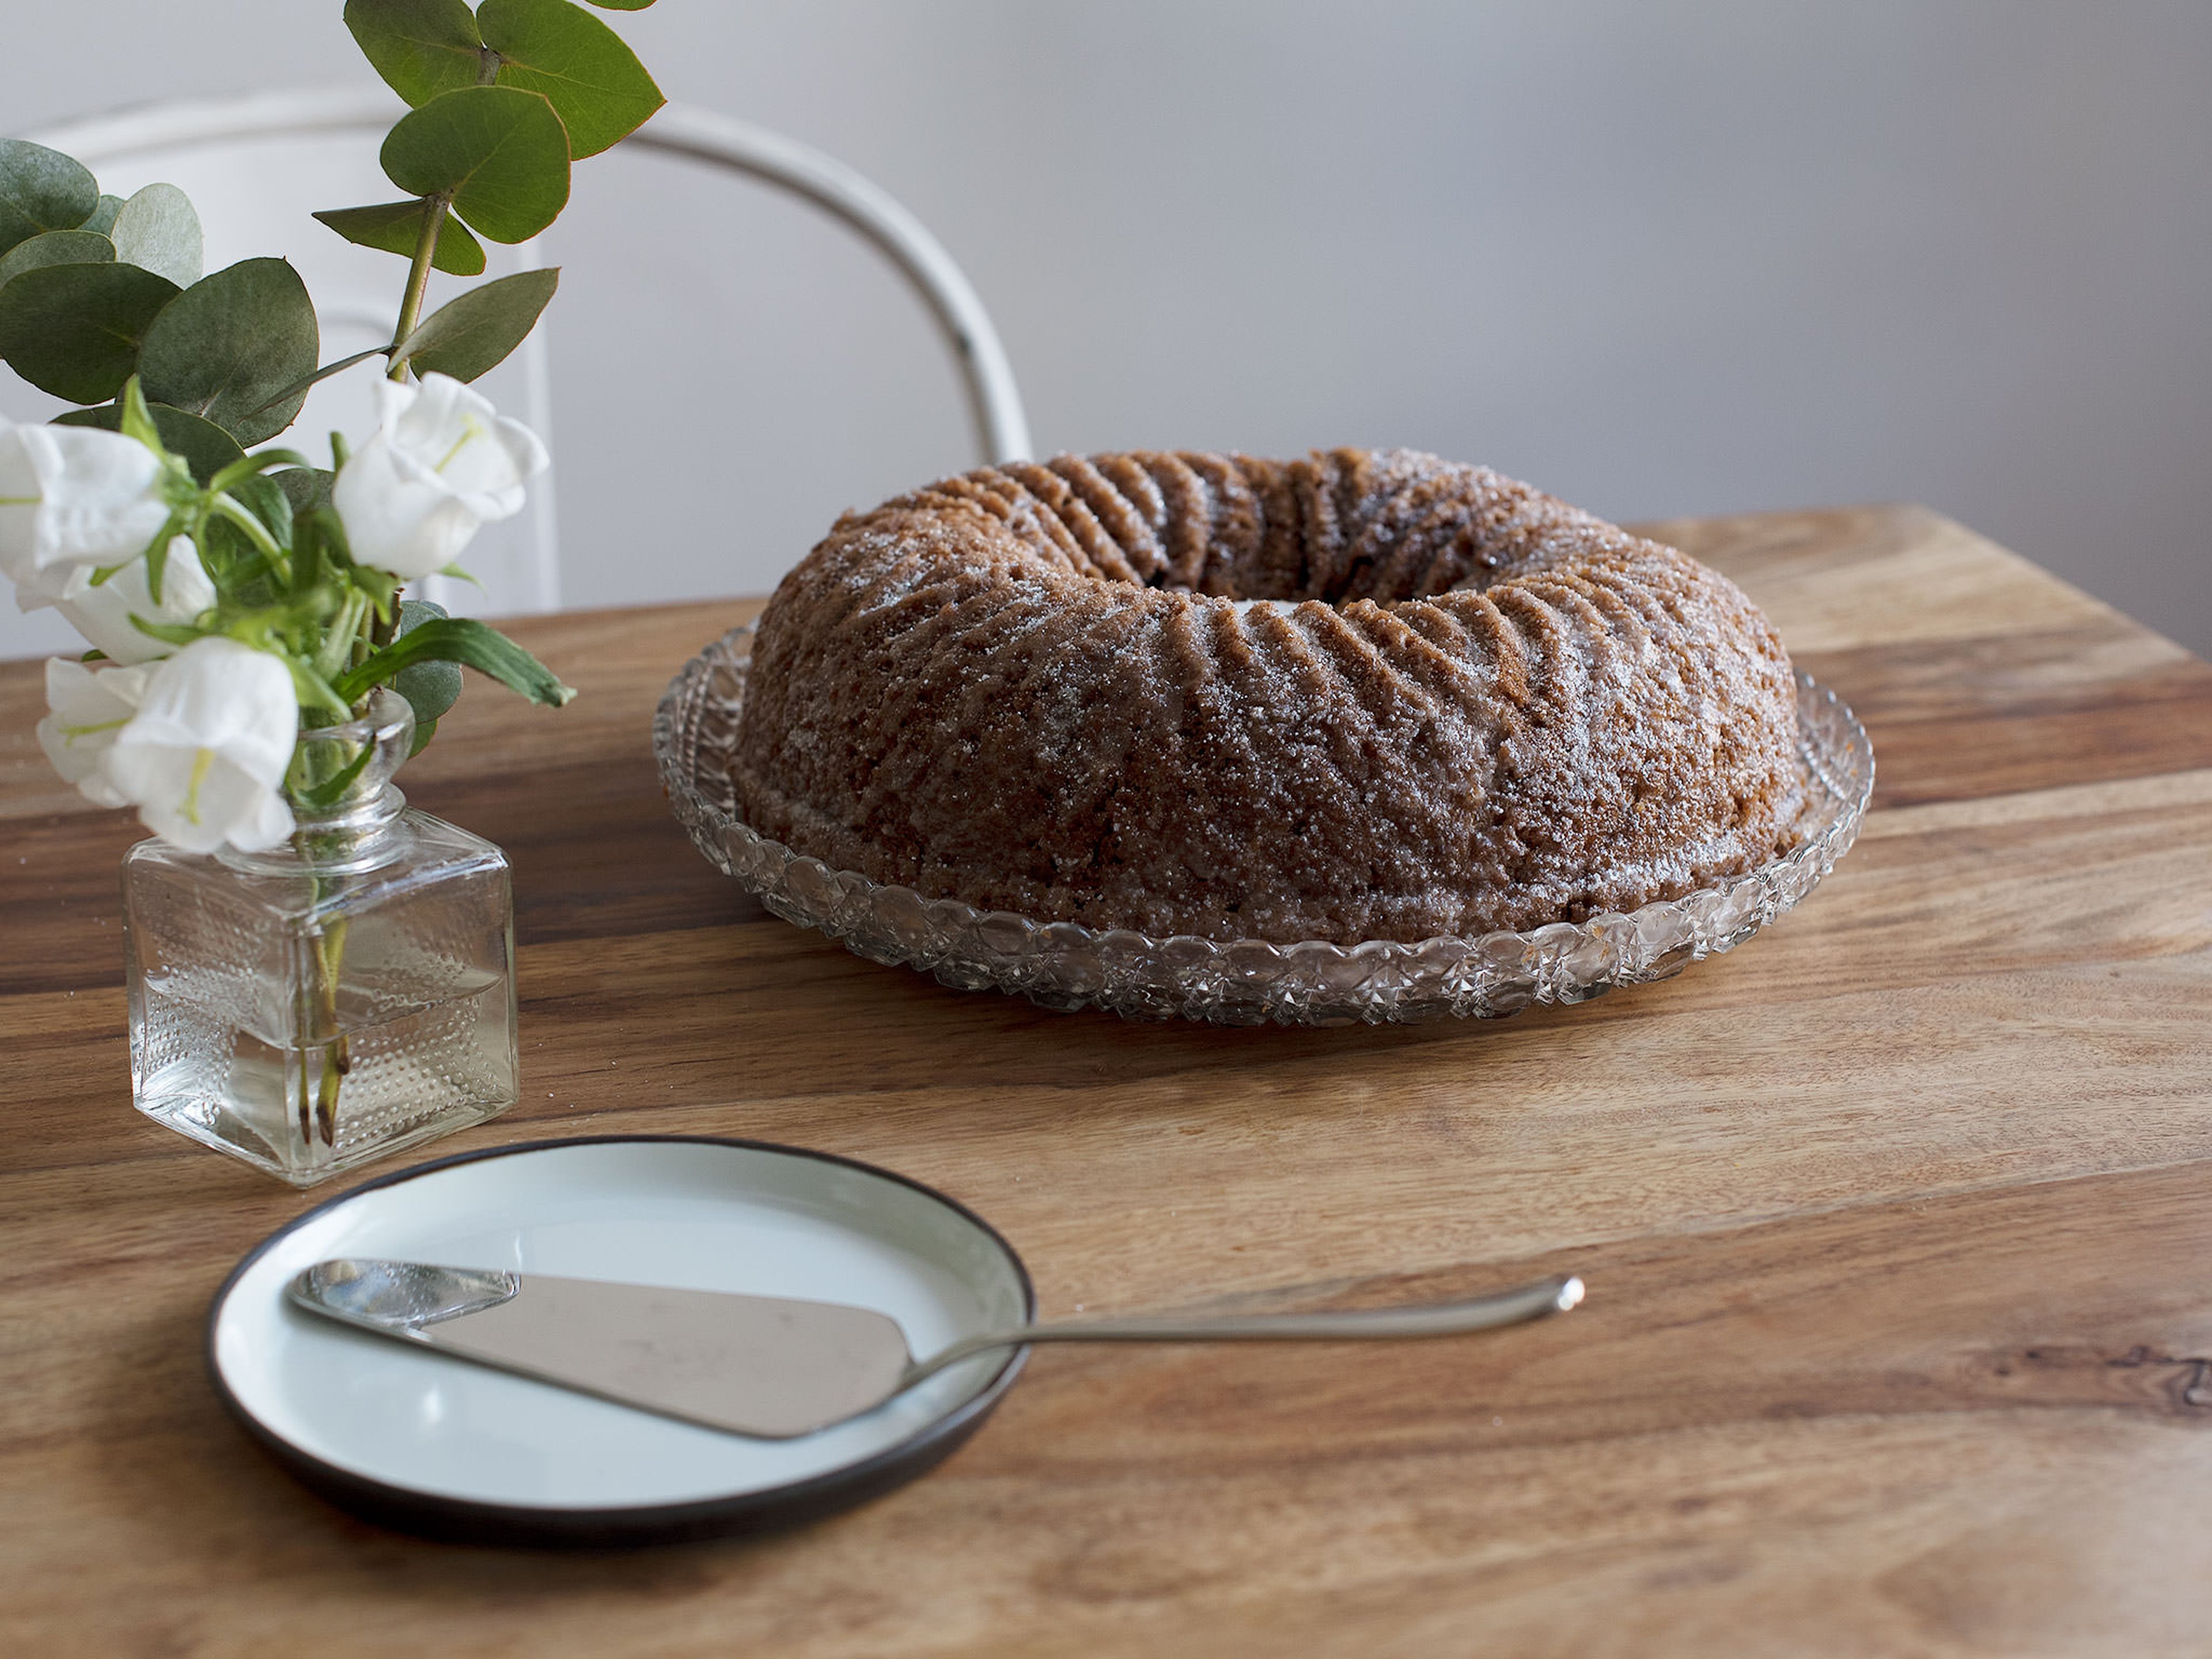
[204,1134,1037,1549]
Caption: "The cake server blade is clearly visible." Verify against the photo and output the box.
[288,1258,1584,1440]
[287,1259,914,1438]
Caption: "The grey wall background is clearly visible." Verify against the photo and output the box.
[3,1,2208,657]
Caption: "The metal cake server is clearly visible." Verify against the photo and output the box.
[288,1258,1584,1440]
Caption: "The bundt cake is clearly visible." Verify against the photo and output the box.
[726,449,1801,945]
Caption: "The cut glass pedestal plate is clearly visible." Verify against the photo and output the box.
[656,626,1873,1026]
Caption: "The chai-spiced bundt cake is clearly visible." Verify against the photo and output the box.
[726,449,1801,945]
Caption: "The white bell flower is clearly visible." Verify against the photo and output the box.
[333,373,548,580]
[105,637,299,854]
[36,657,155,808]
[0,421,172,589]
[16,535,216,665]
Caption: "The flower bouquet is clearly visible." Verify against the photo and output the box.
[1,0,665,1183]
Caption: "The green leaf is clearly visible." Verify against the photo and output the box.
[345,0,486,107]
[109,183,204,289]
[143,532,171,604]
[232,472,295,555]
[53,401,244,485]
[393,267,559,381]
[118,374,164,449]
[480,0,665,158]
[583,1,656,9]
[79,194,126,237]
[129,616,208,650]
[381,85,571,245]
[406,715,439,758]
[136,257,320,446]
[313,199,487,275]
[245,347,390,423]
[391,597,464,731]
[296,743,377,810]
[293,512,334,602]
[193,508,279,600]
[206,447,315,496]
[334,614,575,707]
[0,229,113,290]
[0,262,179,402]
[0,139,99,258]
[275,467,336,520]
[289,501,346,592]
[351,561,402,624]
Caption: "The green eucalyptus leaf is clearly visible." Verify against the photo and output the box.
[80,194,126,237]
[232,472,295,554]
[335,613,574,707]
[52,400,245,485]
[0,229,114,290]
[479,0,666,158]
[0,262,179,402]
[391,597,464,730]
[193,508,278,600]
[0,139,99,257]
[136,257,320,445]
[245,347,390,424]
[109,183,204,289]
[393,267,559,381]
[583,1,656,9]
[407,715,439,757]
[344,0,486,107]
[381,85,571,245]
[313,199,488,274]
[275,467,336,519]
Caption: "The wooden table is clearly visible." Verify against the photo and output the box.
[5,506,2210,1656]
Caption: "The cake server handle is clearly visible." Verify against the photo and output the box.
[899,1272,1583,1389]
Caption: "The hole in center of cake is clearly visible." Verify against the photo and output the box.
[1119,542,1499,609]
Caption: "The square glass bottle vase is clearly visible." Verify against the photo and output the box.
[122,691,519,1185]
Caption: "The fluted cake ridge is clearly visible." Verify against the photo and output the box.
[728,448,1801,945]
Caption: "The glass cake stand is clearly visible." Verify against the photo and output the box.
[654,626,1874,1026]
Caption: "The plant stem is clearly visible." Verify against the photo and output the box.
[316,590,367,683]
[388,48,500,381]
[208,493,290,583]
[387,194,452,381]
[311,915,351,1144]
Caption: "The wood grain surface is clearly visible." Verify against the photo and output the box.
[2,504,2209,1657]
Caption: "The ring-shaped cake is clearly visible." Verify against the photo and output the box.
[728,449,1802,945]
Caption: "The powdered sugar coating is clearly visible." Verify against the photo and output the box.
[729,449,1801,945]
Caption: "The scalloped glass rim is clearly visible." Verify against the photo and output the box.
[654,626,1873,1026]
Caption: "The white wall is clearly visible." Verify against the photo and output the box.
[5,1,2209,658]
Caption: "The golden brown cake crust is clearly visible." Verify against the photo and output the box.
[728,449,1801,944]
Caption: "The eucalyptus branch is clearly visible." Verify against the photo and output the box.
[3,0,663,869]
[388,193,452,381]
[387,38,506,381]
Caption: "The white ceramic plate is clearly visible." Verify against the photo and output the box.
[208,1137,1033,1546]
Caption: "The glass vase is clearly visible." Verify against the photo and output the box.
[122,689,519,1186]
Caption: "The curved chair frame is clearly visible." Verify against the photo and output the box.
[24,87,1033,465]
